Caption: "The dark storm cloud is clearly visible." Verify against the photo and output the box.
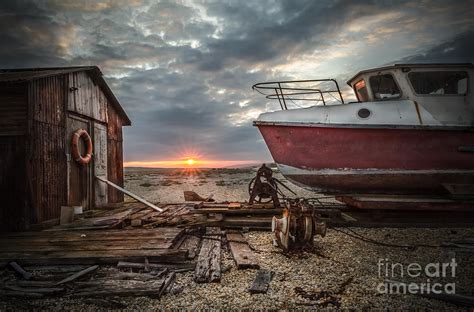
[398,31,474,64]
[0,0,473,164]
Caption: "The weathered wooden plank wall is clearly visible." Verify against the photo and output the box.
[67,72,108,123]
[0,84,28,136]
[0,69,127,230]
[27,75,68,224]
[107,104,124,203]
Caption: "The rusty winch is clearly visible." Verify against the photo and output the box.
[248,164,296,208]
[272,199,327,251]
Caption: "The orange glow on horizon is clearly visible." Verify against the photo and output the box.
[125,147,262,168]
[124,159,260,168]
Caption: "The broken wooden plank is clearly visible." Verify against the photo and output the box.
[69,278,167,298]
[8,261,32,280]
[227,232,259,269]
[96,176,163,212]
[5,285,64,294]
[2,227,184,239]
[0,249,188,266]
[249,270,274,294]
[55,265,98,285]
[22,265,90,273]
[194,227,221,283]
[0,239,177,252]
[177,234,201,259]
[45,208,134,231]
[117,261,195,271]
[158,272,176,297]
[95,271,160,281]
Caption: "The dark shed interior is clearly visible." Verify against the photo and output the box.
[0,66,131,231]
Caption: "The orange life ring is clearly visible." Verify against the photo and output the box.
[71,129,93,165]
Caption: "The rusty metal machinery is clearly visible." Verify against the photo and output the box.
[248,164,296,208]
[272,199,327,251]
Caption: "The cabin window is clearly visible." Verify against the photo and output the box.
[408,71,468,95]
[354,79,369,102]
[369,74,401,100]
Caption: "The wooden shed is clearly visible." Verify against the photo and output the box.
[0,66,131,231]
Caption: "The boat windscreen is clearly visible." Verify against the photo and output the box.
[369,74,401,100]
[408,71,468,95]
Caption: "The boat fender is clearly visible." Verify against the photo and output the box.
[71,129,93,165]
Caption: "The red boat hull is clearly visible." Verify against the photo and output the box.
[257,124,474,195]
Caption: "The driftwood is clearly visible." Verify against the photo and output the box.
[249,270,274,294]
[227,232,259,269]
[194,227,221,283]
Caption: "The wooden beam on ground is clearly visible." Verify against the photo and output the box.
[55,265,98,285]
[194,227,221,283]
[227,232,259,269]
[117,261,195,272]
[177,234,201,260]
[0,249,188,266]
[249,270,274,294]
[95,176,163,212]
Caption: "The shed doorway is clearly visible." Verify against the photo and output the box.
[66,115,91,210]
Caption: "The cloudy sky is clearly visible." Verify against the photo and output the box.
[1,0,473,167]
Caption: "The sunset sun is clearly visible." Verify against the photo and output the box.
[186,159,195,166]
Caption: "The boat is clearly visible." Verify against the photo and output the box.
[252,63,474,195]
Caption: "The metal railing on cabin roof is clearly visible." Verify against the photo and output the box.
[252,79,345,110]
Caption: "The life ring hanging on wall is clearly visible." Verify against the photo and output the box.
[71,129,93,165]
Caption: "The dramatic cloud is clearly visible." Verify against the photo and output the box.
[0,0,473,166]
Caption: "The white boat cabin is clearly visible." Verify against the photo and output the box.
[347,63,473,126]
[254,63,473,128]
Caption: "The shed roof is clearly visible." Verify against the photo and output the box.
[346,63,474,86]
[0,66,131,125]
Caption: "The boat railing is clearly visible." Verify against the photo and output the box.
[252,79,345,110]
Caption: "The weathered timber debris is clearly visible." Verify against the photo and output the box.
[227,232,259,269]
[194,227,222,283]
[0,227,186,266]
[249,270,274,294]
[0,263,181,300]
[8,261,32,280]
[184,191,214,202]
[117,261,196,272]
[55,265,98,285]
[177,232,202,259]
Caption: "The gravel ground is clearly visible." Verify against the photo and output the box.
[1,168,473,311]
